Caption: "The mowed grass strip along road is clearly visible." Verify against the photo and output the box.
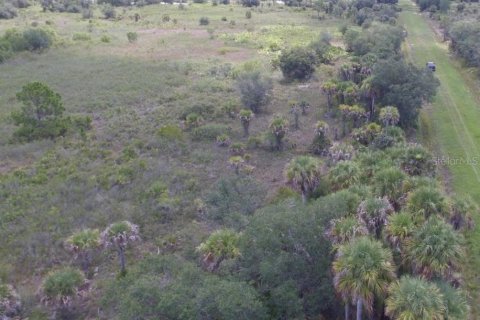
[399,0,480,314]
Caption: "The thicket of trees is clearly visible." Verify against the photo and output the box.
[449,21,480,70]
[433,1,480,75]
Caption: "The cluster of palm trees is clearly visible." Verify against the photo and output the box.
[279,118,472,319]
[36,221,141,315]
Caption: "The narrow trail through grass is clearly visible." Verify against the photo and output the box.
[399,0,480,314]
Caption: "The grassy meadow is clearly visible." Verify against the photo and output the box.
[0,2,346,316]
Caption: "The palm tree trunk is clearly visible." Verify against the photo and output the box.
[345,303,351,320]
[356,298,363,320]
[276,135,282,151]
[242,122,249,137]
[81,251,90,273]
[118,247,126,275]
[301,192,307,204]
[370,95,375,121]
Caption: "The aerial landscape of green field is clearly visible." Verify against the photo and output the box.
[0,0,479,318]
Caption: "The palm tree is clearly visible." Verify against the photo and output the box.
[406,186,448,220]
[339,104,367,135]
[448,197,475,231]
[284,156,322,204]
[325,216,368,246]
[328,160,360,191]
[373,167,406,210]
[185,112,203,129]
[328,143,355,163]
[386,276,445,320]
[269,115,289,151]
[65,228,100,273]
[359,76,378,120]
[289,101,301,130]
[321,80,338,112]
[197,229,241,272]
[379,106,400,127]
[342,84,359,105]
[42,268,85,315]
[0,283,21,318]
[299,100,310,115]
[384,212,416,253]
[311,121,331,155]
[228,156,245,175]
[333,237,396,320]
[400,143,436,177]
[406,217,463,280]
[435,281,470,320]
[357,197,394,238]
[101,221,140,276]
[238,109,254,137]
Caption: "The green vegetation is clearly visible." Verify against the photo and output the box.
[12,82,69,141]
[0,0,477,318]
[0,28,52,62]
[399,0,480,312]
[278,46,317,81]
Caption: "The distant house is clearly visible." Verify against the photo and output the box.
[426,61,436,71]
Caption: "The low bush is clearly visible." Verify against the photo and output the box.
[23,28,53,52]
[102,4,116,19]
[278,47,317,81]
[127,32,138,43]
[0,28,53,63]
[191,124,230,141]
[72,32,91,41]
[157,124,184,141]
[199,17,209,25]
[101,35,111,43]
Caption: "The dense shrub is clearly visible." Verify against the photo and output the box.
[449,22,480,69]
[199,16,210,25]
[236,71,273,113]
[309,36,332,64]
[0,28,51,63]
[12,82,70,141]
[22,28,52,51]
[372,58,439,128]
[344,24,404,58]
[102,4,116,19]
[103,255,268,320]
[11,0,30,8]
[239,201,339,318]
[126,32,137,43]
[278,47,317,81]
[41,0,85,12]
[416,0,450,12]
[0,3,17,19]
[206,176,266,228]
[241,0,259,6]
